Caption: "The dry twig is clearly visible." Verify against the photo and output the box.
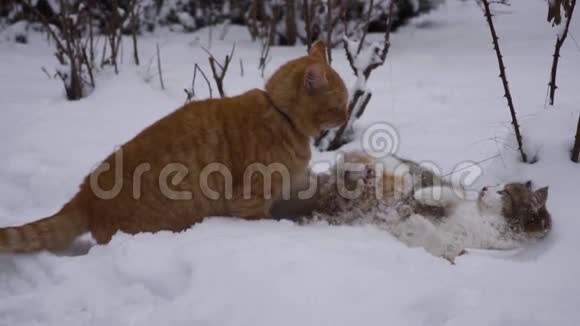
[572,114,580,162]
[481,0,528,163]
[22,0,95,100]
[316,0,395,151]
[184,63,213,102]
[303,0,313,50]
[203,44,236,98]
[156,43,165,90]
[258,27,272,78]
[548,0,576,106]
[325,0,334,64]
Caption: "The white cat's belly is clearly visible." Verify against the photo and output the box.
[378,202,520,262]
[436,204,519,250]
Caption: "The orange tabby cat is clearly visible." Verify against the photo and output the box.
[0,41,348,253]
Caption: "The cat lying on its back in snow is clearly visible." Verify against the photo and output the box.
[272,151,552,262]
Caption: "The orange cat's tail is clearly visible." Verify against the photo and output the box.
[0,211,88,253]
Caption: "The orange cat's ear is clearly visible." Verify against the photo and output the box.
[304,64,328,95]
[308,41,328,63]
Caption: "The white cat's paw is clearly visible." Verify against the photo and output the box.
[441,243,466,265]
[414,187,446,206]
[414,186,460,207]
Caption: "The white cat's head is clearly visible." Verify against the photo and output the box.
[477,181,551,238]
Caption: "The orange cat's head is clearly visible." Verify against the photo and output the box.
[265,41,348,137]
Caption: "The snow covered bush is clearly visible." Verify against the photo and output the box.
[0,0,444,42]
[246,0,444,47]
[0,0,443,101]
[316,0,397,151]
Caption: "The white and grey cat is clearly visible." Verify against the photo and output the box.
[271,151,552,263]
[384,180,550,262]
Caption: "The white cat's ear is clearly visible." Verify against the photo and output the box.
[533,187,549,208]
[304,64,328,95]
[308,41,328,63]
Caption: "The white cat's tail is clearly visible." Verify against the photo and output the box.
[413,186,465,208]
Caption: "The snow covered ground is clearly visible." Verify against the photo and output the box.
[1,0,580,325]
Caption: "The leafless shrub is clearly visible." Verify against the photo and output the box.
[100,34,108,67]
[41,66,53,80]
[247,0,392,49]
[247,0,260,41]
[129,1,141,66]
[203,44,236,98]
[258,31,272,78]
[240,58,245,77]
[572,115,580,163]
[286,0,298,45]
[316,0,396,151]
[156,43,165,90]
[303,0,314,50]
[21,0,96,101]
[184,64,213,103]
[480,0,528,163]
[219,19,231,40]
[547,0,576,106]
[100,0,133,74]
[325,0,334,64]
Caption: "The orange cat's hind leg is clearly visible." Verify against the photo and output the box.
[231,197,273,220]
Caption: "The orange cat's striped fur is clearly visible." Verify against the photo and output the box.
[0,41,348,253]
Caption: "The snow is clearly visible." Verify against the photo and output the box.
[1,0,580,325]
[0,21,28,43]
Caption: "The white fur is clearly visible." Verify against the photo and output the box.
[376,185,518,262]
[319,156,525,263]
[413,186,464,207]
[379,212,465,262]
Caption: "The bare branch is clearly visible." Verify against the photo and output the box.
[20,0,66,53]
[259,33,272,78]
[184,63,213,102]
[156,43,165,90]
[130,1,141,66]
[41,66,53,79]
[326,0,334,64]
[81,45,95,88]
[343,36,357,74]
[247,0,260,41]
[316,1,396,151]
[548,0,576,106]
[100,35,108,67]
[357,0,374,54]
[204,44,236,98]
[573,114,580,162]
[88,10,95,66]
[481,0,528,163]
[303,0,313,50]
[22,0,94,100]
